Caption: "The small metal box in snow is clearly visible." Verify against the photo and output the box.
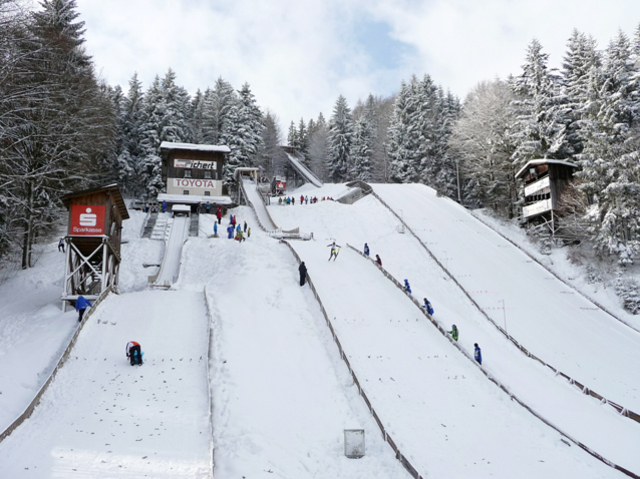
[344,429,365,458]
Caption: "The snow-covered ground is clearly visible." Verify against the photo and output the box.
[0,184,636,478]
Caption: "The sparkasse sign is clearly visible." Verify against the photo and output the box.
[70,205,105,235]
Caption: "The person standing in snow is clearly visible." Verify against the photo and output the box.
[216,206,222,224]
[76,295,92,322]
[243,220,247,233]
[474,343,482,365]
[213,222,218,237]
[227,224,234,239]
[58,238,65,253]
[403,279,412,294]
[327,241,341,261]
[299,261,307,286]
[364,243,369,256]
[423,298,434,315]
[375,254,382,266]
[448,324,459,341]
[126,341,143,366]
[300,195,304,204]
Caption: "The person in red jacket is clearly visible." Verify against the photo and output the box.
[126,341,143,366]
[216,206,222,224]
[375,254,382,266]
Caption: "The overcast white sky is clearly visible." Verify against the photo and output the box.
[75,0,639,133]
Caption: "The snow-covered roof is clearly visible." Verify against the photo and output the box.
[515,159,578,179]
[171,204,191,212]
[160,141,230,153]
[157,193,233,205]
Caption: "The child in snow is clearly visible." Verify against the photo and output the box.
[474,343,482,365]
[327,241,341,261]
[448,324,459,341]
[364,243,370,256]
[213,222,218,237]
[403,279,412,294]
[76,295,92,322]
[126,341,143,366]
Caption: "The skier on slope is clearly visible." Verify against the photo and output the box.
[327,241,341,261]
[375,254,382,266]
[126,341,143,366]
[364,243,370,256]
[403,279,412,294]
[448,324,459,341]
[299,261,307,286]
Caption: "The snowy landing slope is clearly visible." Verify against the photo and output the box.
[180,212,408,479]
[268,188,634,476]
[0,290,211,478]
[373,184,640,413]
[287,240,620,479]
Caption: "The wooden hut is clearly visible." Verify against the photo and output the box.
[59,184,129,309]
[515,159,579,235]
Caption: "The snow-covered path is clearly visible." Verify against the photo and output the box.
[373,184,640,413]
[0,290,211,478]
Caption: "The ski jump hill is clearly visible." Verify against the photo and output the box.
[0,182,638,478]
[149,215,190,288]
[285,153,323,187]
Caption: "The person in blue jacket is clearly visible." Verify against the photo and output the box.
[364,243,370,256]
[403,279,412,294]
[213,222,218,237]
[423,298,434,315]
[474,343,482,365]
[227,224,234,239]
[76,295,92,322]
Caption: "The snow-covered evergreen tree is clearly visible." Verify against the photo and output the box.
[577,31,640,263]
[203,77,237,144]
[350,104,375,181]
[221,82,264,184]
[258,111,284,177]
[510,39,570,170]
[326,95,353,182]
[117,73,145,195]
[308,112,329,180]
[387,79,420,182]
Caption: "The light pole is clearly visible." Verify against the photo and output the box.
[455,158,461,204]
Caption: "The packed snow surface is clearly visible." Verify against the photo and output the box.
[0,182,636,478]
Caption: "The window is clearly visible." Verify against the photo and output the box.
[204,171,212,179]
[204,191,211,196]
[183,190,189,195]
[184,169,192,178]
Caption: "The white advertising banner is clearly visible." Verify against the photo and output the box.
[171,178,221,196]
[522,198,552,218]
[524,176,550,197]
[173,159,217,170]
